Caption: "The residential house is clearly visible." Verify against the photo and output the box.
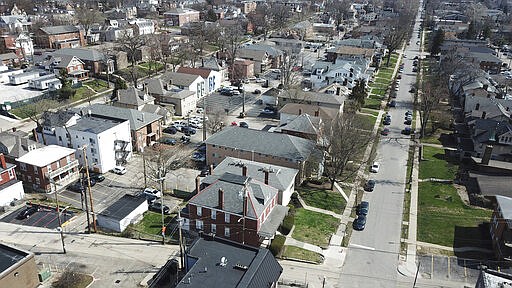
[0,243,39,288]
[278,89,345,112]
[240,1,257,14]
[78,104,162,153]
[97,194,148,232]
[0,14,31,34]
[14,33,33,61]
[237,44,284,74]
[233,58,255,79]
[325,45,374,63]
[185,172,289,247]
[39,110,132,173]
[310,58,370,89]
[161,90,197,116]
[0,153,24,206]
[130,19,155,36]
[140,104,173,125]
[204,126,320,181]
[47,55,89,81]
[104,7,137,20]
[16,145,79,193]
[276,113,323,141]
[114,87,155,110]
[490,195,512,262]
[160,71,206,99]
[35,25,85,49]
[52,48,114,75]
[468,116,512,161]
[0,52,18,66]
[28,74,62,90]
[163,8,200,27]
[269,38,303,54]
[201,57,228,83]
[203,156,299,205]
[149,235,282,288]
[0,129,43,165]
[104,26,133,42]
[279,103,339,126]
[177,66,220,94]
[261,87,283,106]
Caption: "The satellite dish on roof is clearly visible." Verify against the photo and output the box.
[220,257,227,266]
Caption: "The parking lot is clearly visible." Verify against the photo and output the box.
[1,205,74,229]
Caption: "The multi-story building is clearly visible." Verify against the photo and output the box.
[35,25,85,49]
[0,153,24,206]
[16,145,79,193]
[490,195,512,262]
[163,8,200,27]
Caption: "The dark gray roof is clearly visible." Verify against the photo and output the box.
[472,119,512,145]
[53,48,106,61]
[176,237,282,288]
[0,243,30,274]
[280,114,320,135]
[42,110,79,128]
[99,194,146,221]
[190,172,277,218]
[40,25,79,35]
[203,157,298,191]
[69,115,125,134]
[160,71,202,87]
[258,205,289,238]
[0,130,41,159]
[205,126,316,162]
[471,173,512,198]
[477,268,512,288]
[116,87,154,107]
[76,104,162,130]
[280,89,344,106]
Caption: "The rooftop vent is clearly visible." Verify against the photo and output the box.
[220,257,227,267]
[234,263,249,271]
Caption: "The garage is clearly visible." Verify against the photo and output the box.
[96,194,148,233]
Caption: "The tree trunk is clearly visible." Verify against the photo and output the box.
[330,178,335,191]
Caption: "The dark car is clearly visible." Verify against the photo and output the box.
[181,126,196,135]
[181,136,191,144]
[68,181,85,193]
[160,138,177,145]
[149,202,171,214]
[200,168,210,177]
[409,87,416,93]
[90,173,105,182]
[383,119,391,125]
[353,215,367,231]
[16,205,39,220]
[253,89,261,94]
[239,122,249,128]
[404,119,412,125]
[381,128,390,136]
[405,110,412,116]
[387,100,396,107]
[357,201,369,216]
[87,178,97,187]
[402,126,412,135]
[163,126,177,134]
[364,180,376,192]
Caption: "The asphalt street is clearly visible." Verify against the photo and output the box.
[339,5,424,288]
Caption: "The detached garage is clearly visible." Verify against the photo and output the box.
[97,194,148,232]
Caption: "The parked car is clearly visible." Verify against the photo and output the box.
[404,119,412,125]
[261,107,275,114]
[143,187,162,198]
[163,126,178,134]
[149,202,170,214]
[192,152,206,162]
[402,126,412,135]
[381,128,390,136]
[397,74,402,79]
[405,110,412,116]
[196,108,204,114]
[253,89,261,94]
[412,67,418,73]
[160,138,177,145]
[112,166,127,175]
[200,168,210,177]
[405,115,413,121]
[181,126,196,135]
[388,100,396,107]
[90,173,105,182]
[188,120,203,129]
[364,180,376,192]
[16,205,40,220]
[370,162,380,173]
[353,215,367,231]
[239,122,249,128]
[68,181,85,193]
[357,201,370,215]
[383,117,391,125]
[181,136,191,144]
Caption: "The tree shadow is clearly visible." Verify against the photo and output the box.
[453,223,494,260]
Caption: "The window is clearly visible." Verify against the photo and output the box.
[8,169,14,179]
[211,224,216,233]
[66,156,71,163]
[47,165,52,172]
[20,163,26,171]
[196,220,203,230]
[35,177,40,185]
[225,213,230,223]
[56,161,60,168]
[89,138,95,144]
[58,136,62,141]
[91,148,97,154]
[197,206,202,216]
[224,227,230,237]
[211,210,216,220]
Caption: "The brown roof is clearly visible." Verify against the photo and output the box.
[279,103,339,121]
[333,46,374,57]
[176,67,212,79]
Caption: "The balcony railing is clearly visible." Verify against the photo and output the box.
[48,160,79,178]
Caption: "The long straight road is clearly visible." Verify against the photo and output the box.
[339,4,424,287]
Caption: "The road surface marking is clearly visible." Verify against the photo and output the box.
[349,243,375,251]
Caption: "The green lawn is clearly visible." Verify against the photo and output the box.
[370,88,387,97]
[139,61,165,71]
[419,146,458,180]
[134,211,169,235]
[364,98,381,110]
[83,79,109,92]
[418,182,492,247]
[71,86,95,101]
[361,108,380,117]
[297,186,346,214]
[292,208,339,248]
[354,113,376,131]
[282,246,323,264]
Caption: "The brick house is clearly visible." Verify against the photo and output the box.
[184,172,289,247]
[15,145,79,193]
[490,195,512,262]
[35,25,85,49]
[52,48,115,75]
[0,153,24,206]
[163,8,200,27]
[232,58,255,80]
[48,55,89,81]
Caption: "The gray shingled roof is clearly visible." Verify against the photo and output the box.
[190,172,277,218]
[42,110,79,128]
[280,89,344,106]
[116,87,155,107]
[160,71,202,87]
[69,115,125,134]
[76,104,162,131]
[175,237,282,288]
[205,126,316,162]
[281,114,320,135]
[203,157,298,191]
[53,48,106,61]
[40,25,79,35]
[99,194,147,221]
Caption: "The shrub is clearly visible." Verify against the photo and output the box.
[279,211,295,235]
[269,235,286,257]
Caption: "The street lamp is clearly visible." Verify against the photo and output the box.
[47,177,66,254]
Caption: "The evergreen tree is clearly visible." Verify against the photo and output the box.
[349,79,367,109]
[429,29,445,55]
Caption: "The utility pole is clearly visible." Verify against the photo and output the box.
[413,262,421,287]
[242,188,247,245]
[202,97,207,142]
[159,171,166,245]
[178,210,184,270]
[82,146,97,232]
[81,171,91,234]
[49,179,66,254]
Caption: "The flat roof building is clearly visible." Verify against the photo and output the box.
[0,243,39,288]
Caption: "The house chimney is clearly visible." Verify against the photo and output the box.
[483,84,489,91]
[218,188,224,209]
[209,164,214,175]
[0,154,6,169]
[481,145,493,165]
[11,127,16,132]
[32,128,38,143]
[264,169,269,185]
[298,109,302,115]
[242,165,247,176]
[314,109,319,117]
[195,176,201,193]
[243,189,248,216]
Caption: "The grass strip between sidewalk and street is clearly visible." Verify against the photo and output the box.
[292,208,339,249]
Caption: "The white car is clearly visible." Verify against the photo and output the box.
[143,187,162,198]
[112,166,127,175]
[370,162,380,173]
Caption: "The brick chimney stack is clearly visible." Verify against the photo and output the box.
[209,164,214,175]
[195,176,201,193]
[264,169,269,185]
[242,165,247,177]
[0,154,6,169]
[218,188,224,210]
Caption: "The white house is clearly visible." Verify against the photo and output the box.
[97,194,148,232]
[176,66,221,95]
[0,154,24,206]
[15,33,34,61]
[310,58,370,89]
[130,19,155,36]
[39,110,132,173]
[160,71,206,99]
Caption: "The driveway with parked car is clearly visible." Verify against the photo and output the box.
[1,204,74,229]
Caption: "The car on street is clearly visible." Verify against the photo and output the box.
[90,173,105,182]
[160,138,177,145]
[364,180,376,192]
[381,128,390,136]
[412,67,418,72]
[404,119,412,125]
[149,202,171,214]
[16,205,40,220]
[200,168,210,177]
[181,126,196,135]
[112,166,127,175]
[388,100,396,107]
[357,201,370,216]
[353,215,367,231]
[405,110,412,116]
[409,87,416,93]
[397,74,402,79]
[181,136,191,144]
[402,126,412,135]
[188,120,203,129]
[370,162,380,173]
[261,107,275,114]
[163,126,178,134]
[143,187,162,198]
[405,114,413,121]
[383,118,391,125]
[192,152,206,162]
[239,122,249,128]
[253,89,261,94]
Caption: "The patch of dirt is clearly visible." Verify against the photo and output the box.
[454,184,470,206]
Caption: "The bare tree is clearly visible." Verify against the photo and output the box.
[206,109,227,135]
[325,0,351,29]
[16,99,59,145]
[145,33,163,76]
[280,50,301,89]
[418,77,447,138]
[117,31,145,87]
[383,25,407,65]
[322,112,373,190]
[223,23,245,82]
[270,3,292,31]
[75,6,105,43]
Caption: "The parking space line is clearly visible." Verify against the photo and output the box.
[431,255,434,279]
[32,211,55,227]
[43,214,59,229]
[447,256,450,279]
